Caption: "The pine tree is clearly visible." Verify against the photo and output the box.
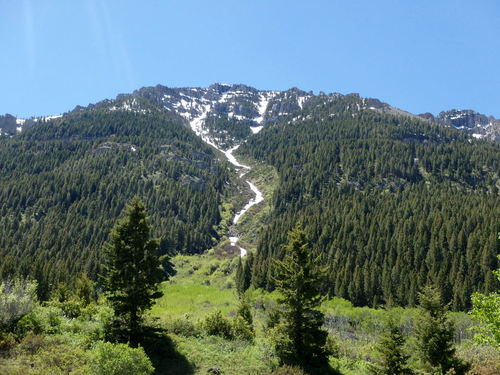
[272,224,330,367]
[415,286,469,374]
[101,197,165,345]
[369,319,412,375]
[235,257,245,296]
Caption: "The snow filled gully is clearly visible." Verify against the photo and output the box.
[222,145,264,257]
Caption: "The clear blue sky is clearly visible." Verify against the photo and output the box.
[1,0,499,118]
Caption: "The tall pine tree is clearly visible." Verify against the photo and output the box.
[101,197,165,345]
[272,224,330,367]
[415,286,469,374]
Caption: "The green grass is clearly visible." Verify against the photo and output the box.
[151,253,240,321]
[150,250,498,375]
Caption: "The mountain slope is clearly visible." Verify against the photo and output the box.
[0,98,236,298]
[237,103,499,309]
[1,83,498,309]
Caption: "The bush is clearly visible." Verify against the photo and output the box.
[203,310,233,339]
[164,317,201,337]
[16,333,47,355]
[232,316,254,342]
[16,312,44,336]
[0,330,17,352]
[0,279,38,330]
[86,341,154,375]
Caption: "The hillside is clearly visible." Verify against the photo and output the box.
[0,96,241,299]
[0,83,498,308]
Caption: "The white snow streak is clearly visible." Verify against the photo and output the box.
[250,126,263,134]
[232,181,264,225]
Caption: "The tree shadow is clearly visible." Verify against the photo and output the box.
[304,364,342,375]
[139,326,195,375]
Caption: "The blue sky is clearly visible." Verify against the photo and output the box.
[1,0,499,118]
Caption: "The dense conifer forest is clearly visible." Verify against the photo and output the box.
[0,99,233,299]
[238,98,499,310]
[0,85,499,374]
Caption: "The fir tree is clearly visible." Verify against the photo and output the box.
[369,319,412,375]
[272,224,330,367]
[101,197,165,345]
[415,286,469,374]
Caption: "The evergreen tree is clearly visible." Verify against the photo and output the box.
[272,224,330,367]
[101,197,165,345]
[415,286,469,374]
[369,319,412,375]
[235,253,253,296]
[235,257,245,296]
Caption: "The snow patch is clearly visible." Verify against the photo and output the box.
[254,92,276,124]
[232,181,264,225]
[250,126,263,134]
[297,96,309,109]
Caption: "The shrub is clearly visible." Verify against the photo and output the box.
[17,333,47,355]
[203,310,233,339]
[0,330,17,352]
[164,317,201,337]
[232,297,255,342]
[232,316,254,342]
[15,306,63,336]
[325,334,340,358]
[0,279,38,330]
[86,341,154,375]
[16,312,44,336]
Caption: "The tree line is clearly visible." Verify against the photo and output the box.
[238,105,499,309]
[0,105,234,299]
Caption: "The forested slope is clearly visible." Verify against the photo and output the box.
[238,99,499,310]
[0,97,233,298]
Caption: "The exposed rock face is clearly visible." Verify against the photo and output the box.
[5,83,499,142]
[418,109,499,141]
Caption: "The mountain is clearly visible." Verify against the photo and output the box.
[7,83,499,142]
[0,83,498,308]
[419,109,500,141]
[0,98,237,299]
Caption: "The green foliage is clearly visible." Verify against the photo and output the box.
[101,198,165,345]
[415,286,469,374]
[0,279,38,331]
[272,225,330,367]
[203,310,234,339]
[469,254,500,349]
[86,341,154,375]
[240,106,499,310]
[232,297,255,342]
[75,273,96,306]
[0,106,230,299]
[164,316,201,337]
[369,319,412,375]
[0,330,17,352]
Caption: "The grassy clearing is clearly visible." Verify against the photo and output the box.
[151,253,240,321]
[150,251,499,375]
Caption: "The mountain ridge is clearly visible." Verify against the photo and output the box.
[2,83,498,142]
